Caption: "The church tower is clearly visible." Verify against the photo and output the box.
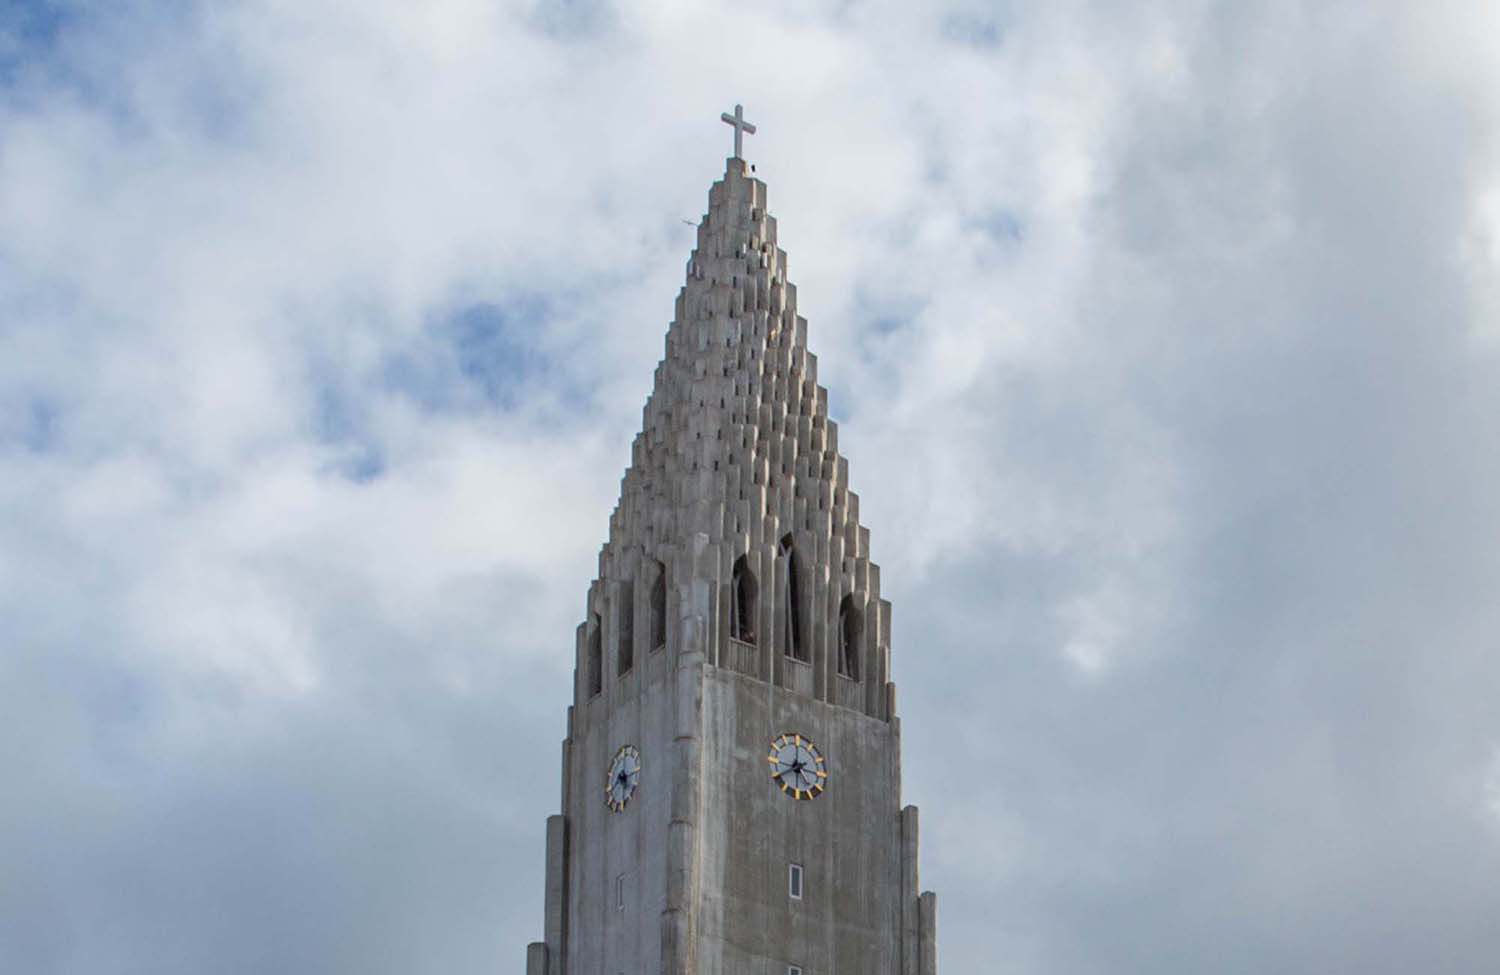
[525,108,938,975]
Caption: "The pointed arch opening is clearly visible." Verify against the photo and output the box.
[779,534,808,662]
[617,578,634,676]
[587,613,603,696]
[730,555,757,645]
[650,561,667,651]
[838,594,863,681]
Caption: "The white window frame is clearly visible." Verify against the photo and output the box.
[788,862,803,900]
[788,966,803,975]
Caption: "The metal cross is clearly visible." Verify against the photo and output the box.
[720,103,757,159]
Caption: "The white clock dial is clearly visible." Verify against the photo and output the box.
[768,733,826,800]
[605,745,641,812]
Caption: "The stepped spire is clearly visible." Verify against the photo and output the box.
[582,156,891,715]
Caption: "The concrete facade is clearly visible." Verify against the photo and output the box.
[526,158,937,974]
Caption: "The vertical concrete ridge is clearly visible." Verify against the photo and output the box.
[525,942,546,975]
[901,804,921,975]
[919,890,939,975]
[542,814,568,975]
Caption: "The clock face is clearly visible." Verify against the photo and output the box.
[768,732,826,800]
[605,745,641,812]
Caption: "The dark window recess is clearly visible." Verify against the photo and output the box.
[617,579,634,676]
[587,614,603,696]
[731,555,757,644]
[780,535,808,661]
[651,562,668,650]
[838,594,863,680]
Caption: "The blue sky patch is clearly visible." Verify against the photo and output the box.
[26,398,57,451]
[448,299,548,410]
[852,279,926,341]
[968,208,1023,243]
[311,383,386,483]
[1,0,255,148]
[377,296,559,419]
[940,11,1008,49]
[0,1,68,62]
[528,0,615,42]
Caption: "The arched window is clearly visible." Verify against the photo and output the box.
[617,579,634,676]
[779,535,807,662]
[587,613,603,696]
[838,595,862,680]
[730,555,757,645]
[651,561,667,651]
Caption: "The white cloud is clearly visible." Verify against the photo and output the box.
[4,1,1500,972]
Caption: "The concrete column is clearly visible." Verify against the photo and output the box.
[526,942,547,975]
[900,805,920,975]
[543,814,569,975]
[919,891,938,975]
[660,907,690,975]
[559,732,572,815]
[661,532,710,975]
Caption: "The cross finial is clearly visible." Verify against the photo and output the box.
[720,103,757,160]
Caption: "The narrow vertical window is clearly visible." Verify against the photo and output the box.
[838,594,862,680]
[788,862,803,900]
[617,578,634,676]
[779,535,806,661]
[615,873,626,911]
[587,614,603,696]
[731,555,757,644]
[651,561,667,650]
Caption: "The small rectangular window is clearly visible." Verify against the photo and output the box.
[615,873,625,910]
[788,862,803,900]
[788,966,803,975]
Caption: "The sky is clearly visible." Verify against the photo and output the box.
[3,0,1500,972]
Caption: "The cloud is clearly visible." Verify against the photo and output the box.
[3,1,1500,972]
